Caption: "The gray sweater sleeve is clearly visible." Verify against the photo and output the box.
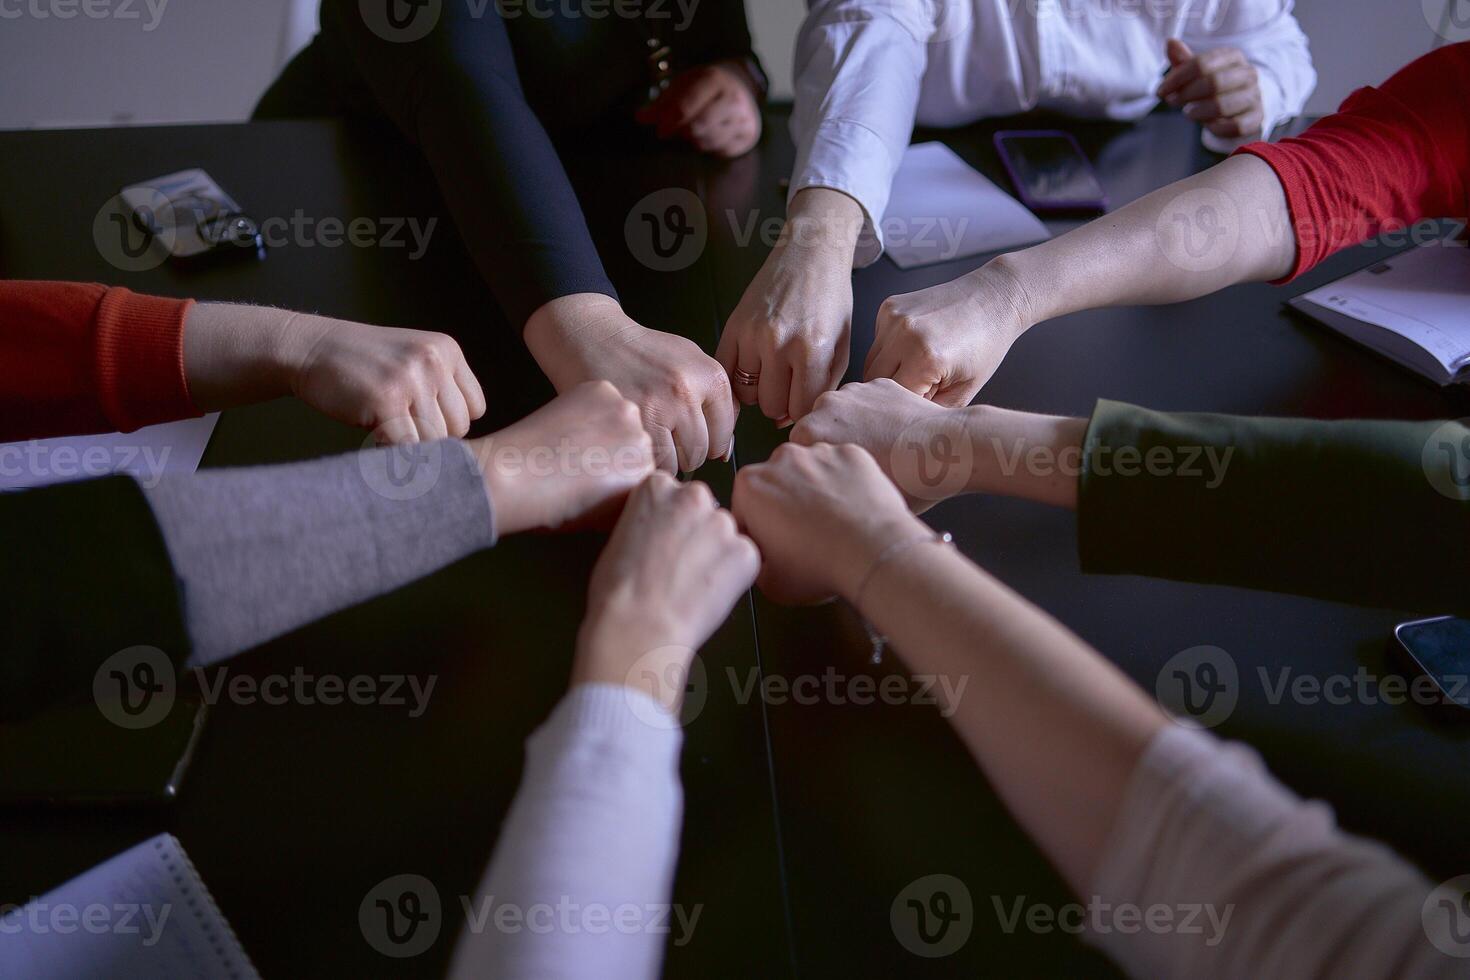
[142,440,495,666]
[448,683,686,980]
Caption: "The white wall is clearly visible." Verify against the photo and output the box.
[0,0,1459,129]
[0,0,316,129]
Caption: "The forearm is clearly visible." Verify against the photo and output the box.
[957,405,1087,509]
[850,536,1165,893]
[993,154,1296,330]
[144,442,495,666]
[182,303,307,412]
[448,683,684,980]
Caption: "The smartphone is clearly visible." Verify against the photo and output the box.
[1394,616,1470,712]
[993,130,1108,213]
[121,168,265,264]
[0,698,207,807]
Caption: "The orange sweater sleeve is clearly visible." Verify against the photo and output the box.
[0,280,199,441]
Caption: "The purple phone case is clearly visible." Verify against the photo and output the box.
[993,129,1109,212]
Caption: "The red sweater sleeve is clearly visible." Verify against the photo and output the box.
[0,281,198,441]
[1234,42,1470,282]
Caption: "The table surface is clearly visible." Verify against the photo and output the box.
[1,106,1467,978]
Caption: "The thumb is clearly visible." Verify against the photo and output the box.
[1167,38,1193,66]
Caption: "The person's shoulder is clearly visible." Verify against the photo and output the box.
[1345,42,1470,112]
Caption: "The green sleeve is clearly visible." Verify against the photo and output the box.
[0,475,191,720]
[1078,400,1470,614]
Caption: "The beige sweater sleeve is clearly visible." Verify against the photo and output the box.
[1085,725,1467,979]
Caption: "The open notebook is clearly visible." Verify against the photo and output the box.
[0,834,259,979]
[1289,240,1470,385]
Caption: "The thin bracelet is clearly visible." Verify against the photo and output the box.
[852,528,952,667]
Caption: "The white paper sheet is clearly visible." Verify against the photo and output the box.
[882,142,1052,270]
[0,414,219,491]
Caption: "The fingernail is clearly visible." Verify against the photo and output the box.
[777,418,794,430]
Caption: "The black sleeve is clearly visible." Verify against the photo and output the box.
[0,476,190,721]
[319,0,618,331]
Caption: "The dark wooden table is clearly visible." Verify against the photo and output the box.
[1,106,1466,978]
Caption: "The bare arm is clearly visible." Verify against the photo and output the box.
[1000,154,1295,326]
[866,154,1297,405]
[732,443,1164,893]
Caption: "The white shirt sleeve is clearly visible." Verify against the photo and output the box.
[789,0,936,266]
[448,683,685,980]
[1085,724,1462,979]
[1183,0,1316,148]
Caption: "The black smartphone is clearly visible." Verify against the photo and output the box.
[0,698,207,807]
[1394,616,1470,712]
[993,130,1109,213]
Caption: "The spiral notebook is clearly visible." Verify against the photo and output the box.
[0,834,259,979]
[1289,239,1470,386]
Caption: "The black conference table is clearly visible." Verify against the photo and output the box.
[1,106,1467,978]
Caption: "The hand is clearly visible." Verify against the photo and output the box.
[635,60,762,159]
[1157,39,1265,141]
[733,442,926,606]
[525,294,735,473]
[718,188,860,423]
[865,258,1034,407]
[184,304,486,443]
[468,380,654,536]
[573,474,760,712]
[792,379,971,512]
